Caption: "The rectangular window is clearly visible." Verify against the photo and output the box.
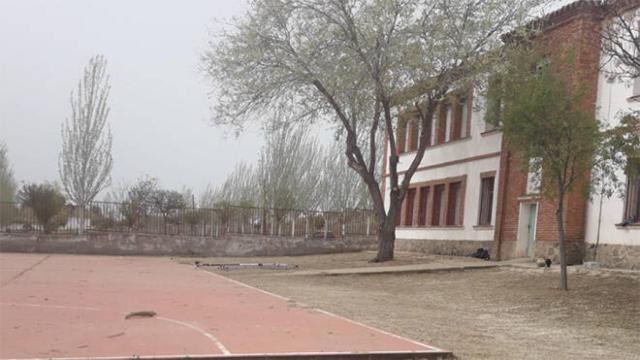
[624,161,640,223]
[396,119,407,154]
[460,97,468,138]
[404,188,417,226]
[484,76,503,131]
[526,157,542,194]
[478,176,495,226]
[432,184,445,226]
[446,182,462,225]
[417,186,429,226]
[451,98,465,140]
[435,105,446,144]
[430,115,437,145]
[444,104,452,142]
[407,118,419,152]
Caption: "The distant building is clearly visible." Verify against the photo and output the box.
[381,0,640,269]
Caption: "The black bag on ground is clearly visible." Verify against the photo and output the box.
[470,248,490,260]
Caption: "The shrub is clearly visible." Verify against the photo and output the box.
[17,183,66,233]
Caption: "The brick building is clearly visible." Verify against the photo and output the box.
[382,0,640,268]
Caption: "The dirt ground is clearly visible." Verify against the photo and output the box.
[178,251,640,360]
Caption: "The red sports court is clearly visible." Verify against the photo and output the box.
[0,253,451,359]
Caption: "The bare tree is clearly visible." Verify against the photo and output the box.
[202,0,539,261]
[59,55,113,232]
[318,142,374,211]
[258,124,323,211]
[201,162,258,208]
[0,142,17,202]
[600,0,640,78]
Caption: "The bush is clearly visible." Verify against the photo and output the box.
[17,183,66,233]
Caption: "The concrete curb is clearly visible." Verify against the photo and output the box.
[289,263,498,276]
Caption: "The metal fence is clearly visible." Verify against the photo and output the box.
[0,201,377,238]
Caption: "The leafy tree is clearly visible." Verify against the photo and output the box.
[121,176,158,231]
[18,183,66,233]
[59,55,113,233]
[488,46,639,290]
[202,0,539,261]
[151,189,187,232]
[0,142,17,202]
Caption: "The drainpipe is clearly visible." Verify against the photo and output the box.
[594,192,604,260]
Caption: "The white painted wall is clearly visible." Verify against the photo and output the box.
[386,95,502,242]
[585,61,640,246]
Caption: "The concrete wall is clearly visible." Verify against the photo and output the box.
[585,38,640,244]
[582,5,640,269]
[0,232,376,257]
[396,238,492,257]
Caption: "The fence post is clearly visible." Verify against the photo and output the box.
[366,216,371,236]
[291,212,295,237]
[342,211,346,238]
[323,213,328,240]
[79,205,84,235]
[305,214,310,239]
[270,211,275,236]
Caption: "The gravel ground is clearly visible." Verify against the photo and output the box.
[177,252,640,360]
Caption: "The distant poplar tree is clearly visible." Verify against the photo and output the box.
[0,142,17,202]
[59,55,113,231]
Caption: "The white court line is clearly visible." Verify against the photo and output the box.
[155,316,231,355]
[201,270,448,353]
[0,303,231,355]
[0,302,101,312]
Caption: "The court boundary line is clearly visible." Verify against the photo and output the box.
[4,349,448,360]
[0,254,50,288]
[0,302,102,311]
[201,270,449,354]
[156,316,231,355]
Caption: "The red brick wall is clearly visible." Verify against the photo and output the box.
[496,3,602,259]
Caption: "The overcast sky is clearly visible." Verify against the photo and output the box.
[0,0,577,200]
[0,0,275,197]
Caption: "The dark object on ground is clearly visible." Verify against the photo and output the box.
[125,311,157,319]
[545,259,552,268]
[470,248,490,261]
[195,262,298,270]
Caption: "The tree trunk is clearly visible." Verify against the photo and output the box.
[555,191,568,291]
[374,216,396,262]
[78,205,85,235]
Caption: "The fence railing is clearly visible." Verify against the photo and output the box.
[0,201,377,238]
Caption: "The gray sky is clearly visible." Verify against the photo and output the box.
[0,0,270,197]
[0,0,576,199]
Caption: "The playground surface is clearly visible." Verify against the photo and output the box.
[200,252,639,360]
[0,253,450,359]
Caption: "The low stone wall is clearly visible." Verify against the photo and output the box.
[396,238,492,257]
[497,240,584,265]
[584,244,640,270]
[534,241,584,265]
[0,232,376,257]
